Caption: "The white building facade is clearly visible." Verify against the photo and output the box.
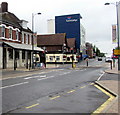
[47,19,55,34]
[80,24,86,55]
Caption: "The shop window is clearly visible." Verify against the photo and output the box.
[15,50,19,59]
[22,50,25,59]
[8,48,13,60]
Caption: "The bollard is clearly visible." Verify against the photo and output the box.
[110,61,112,70]
[113,59,115,68]
[72,63,76,68]
[86,58,89,67]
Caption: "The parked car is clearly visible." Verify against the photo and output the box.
[98,57,102,61]
[105,57,112,62]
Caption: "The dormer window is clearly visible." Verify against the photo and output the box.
[20,20,28,29]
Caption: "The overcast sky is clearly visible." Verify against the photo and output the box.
[3,0,119,55]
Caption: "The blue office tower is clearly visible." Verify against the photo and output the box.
[55,14,82,52]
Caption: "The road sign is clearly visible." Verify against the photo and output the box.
[113,49,120,55]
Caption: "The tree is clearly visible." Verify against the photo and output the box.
[96,47,100,56]
[93,45,96,53]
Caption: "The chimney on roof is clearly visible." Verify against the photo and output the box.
[1,2,8,12]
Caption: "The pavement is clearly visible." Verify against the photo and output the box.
[97,64,120,114]
[0,62,120,114]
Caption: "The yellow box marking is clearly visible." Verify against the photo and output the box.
[91,84,115,114]
[25,103,39,109]
[49,95,60,100]
[67,90,76,93]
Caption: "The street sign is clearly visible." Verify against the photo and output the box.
[113,49,120,55]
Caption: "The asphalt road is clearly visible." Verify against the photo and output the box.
[1,59,110,114]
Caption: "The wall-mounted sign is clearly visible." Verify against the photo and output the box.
[66,17,78,22]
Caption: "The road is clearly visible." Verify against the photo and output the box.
[1,58,111,114]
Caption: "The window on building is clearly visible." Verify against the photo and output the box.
[24,34,26,44]
[26,34,28,44]
[67,57,70,61]
[9,28,12,39]
[1,26,5,37]
[28,34,30,44]
[16,30,19,41]
[31,35,33,45]
[29,35,31,44]
[49,56,54,61]
[22,34,24,43]
[8,48,13,60]
[56,56,60,61]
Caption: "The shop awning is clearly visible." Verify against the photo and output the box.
[2,41,44,52]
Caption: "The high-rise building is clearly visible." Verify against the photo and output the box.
[55,14,83,53]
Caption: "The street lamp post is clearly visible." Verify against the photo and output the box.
[32,13,41,69]
[105,2,120,71]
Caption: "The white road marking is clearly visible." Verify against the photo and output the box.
[80,70,84,71]
[24,77,33,80]
[97,72,105,81]
[80,69,86,71]
[24,75,46,80]
[59,72,71,75]
[0,81,29,89]
[40,75,47,78]
[1,69,64,81]
[24,69,65,80]
[38,76,55,81]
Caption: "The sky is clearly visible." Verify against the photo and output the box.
[2,0,119,55]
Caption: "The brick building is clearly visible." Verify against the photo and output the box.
[86,42,93,58]
[0,2,43,70]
